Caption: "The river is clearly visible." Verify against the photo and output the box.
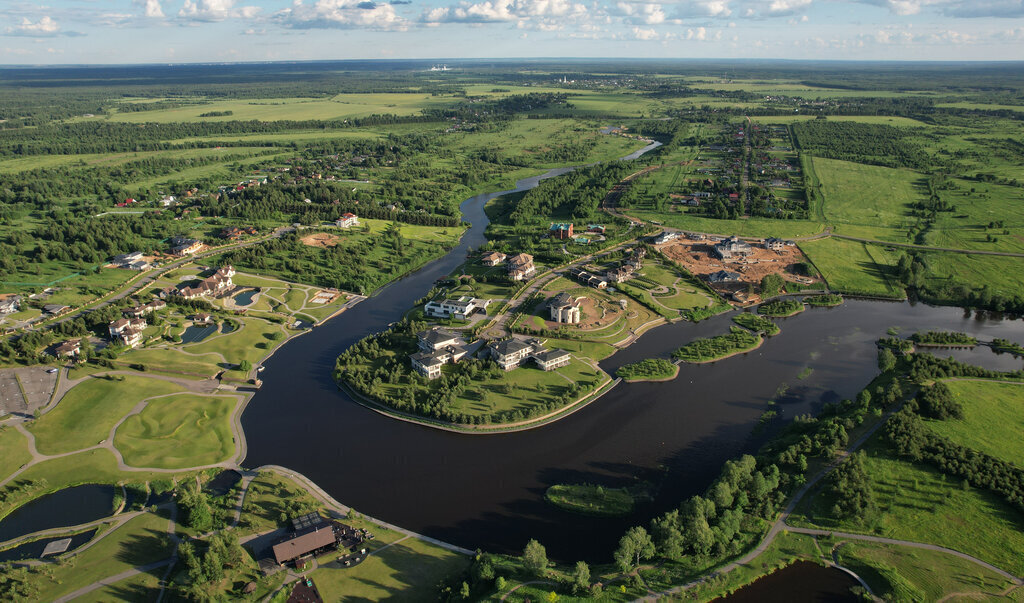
[240,147,1024,562]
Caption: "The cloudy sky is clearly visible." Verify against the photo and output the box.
[1,0,1022,63]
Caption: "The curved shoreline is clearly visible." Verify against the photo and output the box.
[676,337,766,365]
[619,363,681,383]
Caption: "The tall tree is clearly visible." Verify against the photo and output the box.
[614,526,656,572]
[522,539,548,577]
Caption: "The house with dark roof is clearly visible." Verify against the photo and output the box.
[707,270,743,283]
[272,524,338,566]
[549,292,581,324]
[55,340,81,358]
[713,236,753,260]
[532,348,572,371]
[487,338,536,370]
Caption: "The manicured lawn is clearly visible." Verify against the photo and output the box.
[799,238,904,297]
[116,348,222,378]
[0,425,31,481]
[186,316,289,368]
[113,394,237,469]
[31,511,174,602]
[789,434,1024,576]
[72,565,165,603]
[924,380,1024,466]
[235,473,322,538]
[836,540,1016,602]
[28,376,186,455]
[312,536,471,603]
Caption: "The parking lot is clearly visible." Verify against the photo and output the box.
[0,366,58,418]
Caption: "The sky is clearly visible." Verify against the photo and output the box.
[0,0,1022,64]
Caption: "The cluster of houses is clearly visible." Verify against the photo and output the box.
[423,296,490,321]
[111,251,151,271]
[549,223,605,242]
[408,328,572,379]
[162,266,235,300]
[606,247,645,283]
[480,251,537,282]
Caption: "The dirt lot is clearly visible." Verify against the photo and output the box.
[301,233,339,248]
[659,235,820,292]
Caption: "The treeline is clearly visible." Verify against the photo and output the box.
[905,352,1024,382]
[909,331,977,346]
[508,162,633,225]
[791,120,936,170]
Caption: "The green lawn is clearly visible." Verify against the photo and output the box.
[919,251,1024,302]
[31,511,174,602]
[311,536,471,603]
[113,394,237,469]
[28,376,186,455]
[789,434,1024,576]
[236,473,322,538]
[115,348,222,378]
[626,209,824,239]
[924,380,1024,466]
[0,425,31,481]
[835,540,1017,602]
[185,316,288,369]
[799,238,904,297]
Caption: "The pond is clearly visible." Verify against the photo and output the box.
[0,484,115,543]
[204,470,242,497]
[220,320,238,334]
[233,288,260,307]
[179,324,218,344]
[715,561,860,602]
[0,528,98,563]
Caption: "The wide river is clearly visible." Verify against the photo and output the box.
[241,148,1024,561]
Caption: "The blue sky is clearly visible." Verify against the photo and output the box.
[1,0,1022,63]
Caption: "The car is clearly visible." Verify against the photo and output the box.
[46,368,58,374]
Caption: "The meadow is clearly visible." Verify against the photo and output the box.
[113,394,237,469]
[799,238,904,298]
[924,380,1024,465]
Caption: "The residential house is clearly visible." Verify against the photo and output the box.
[480,251,506,267]
[55,339,81,358]
[417,328,462,352]
[707,270,743,284]
[109,317,146,347]
[569,267,608,289]
[424,296,490,320]
[191,313,212,324]
[548,293,581,324]
[532,349,572,371]
[42,304,70,316]
[176,266,235,300]
[652,231,679,245]
[220,226,257,240]
[586,224,606,235]
[124,300,166,318]
[764,237,786,251]
[410,329,468,379]
[0,295,21,315]
[335,213,359,228]
[169,236,203,256]
[487,338,572,372]
[111,251,145,268]
[713,236,753,260]
[506,253,536,282]
[550,223,574,240]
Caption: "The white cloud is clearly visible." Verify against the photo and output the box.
[673,0,732,18]
[616,2,666,24]
[278,0,407,30]
[767,0,812,14]
[138,0,165,18]
[179,0,260,22]
[421,0,587,25]
[686,25,707,39]
[8,16,60,35]
[632,25,658,38]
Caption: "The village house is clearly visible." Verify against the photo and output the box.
[55,339,81,358]
[764,237,786,251]
[506,253,536,281]
[487,338,571,372]
[42,304,71,316]
[176,266,235,300]
[124,300,166,318]
[109,318,146,347]
[267,512,370,569]
[586,224,606,235]
[713,236,754,260]
[550,223,574,240]
[0,295,21,315]
[480,251,506,266]
[569,267,608,289]
[707,270,743,284]
[335,213,359,228]
[191,313,212,324]
[652,231,679,245]
[169,236,203,256]
[220,226,257,240]
[409,328,468,379]
[424,296,490,321]
[548,292,581,324]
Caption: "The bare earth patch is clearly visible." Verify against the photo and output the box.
[301,233,339,248]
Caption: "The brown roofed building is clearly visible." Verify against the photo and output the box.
[506,253,536,281]
[272,525,338,565]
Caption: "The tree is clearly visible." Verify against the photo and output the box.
[760,273,784,298]
[614,526,655,572]
[460,582,470,599]
[238,359,252,372]
[877,347,897,373]
[495,576,507,591]
[522,539,548,576]
[826,450,875,521]
[571,561,591,594]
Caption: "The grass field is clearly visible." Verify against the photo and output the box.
[0,425,31,480]
[924,380,1024,466]
[799,238,904,297]
[185,316,289,370]
[0,146,274,174]
[113,394,237,469]
[626,209,825,238]
[919,251,1024,301]
[27,376,186,455]
[311,536,471,603]
[789,434,1024,576]
[835,540,1017,601]
[236,473,322,538]
[115,348,222,378]
[30,510,174,602]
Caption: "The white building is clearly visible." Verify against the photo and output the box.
[336,213,359,228]
[549,293,581,324]
[424,296,490,320]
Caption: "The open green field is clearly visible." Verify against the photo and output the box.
[919,250,1024,301]
[925,380,1024,466]
[185,316,288,370]
[813,157,925,243]
[113,394,237,469]
[236,473,322,538]
[627,209,825,238]
[0,425,31,479]
[749,115,930,126]
[0,146,274,174]
[835,540,1018,601]
[27,376,186,455]
[311,535,471,602]
[116,348,222,378]
[799,238,904,297]
[30,510,174,602]
[789,434,1024,576]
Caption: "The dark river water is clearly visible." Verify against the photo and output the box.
[240,150,1024,562]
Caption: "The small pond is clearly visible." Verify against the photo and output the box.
[233,288,260,307]
[715,561,860,602]
[0,528,97,563]
[0,484,115,543]
[220,320,238,335]
[179,324,218,344]
[204,470,242,497]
